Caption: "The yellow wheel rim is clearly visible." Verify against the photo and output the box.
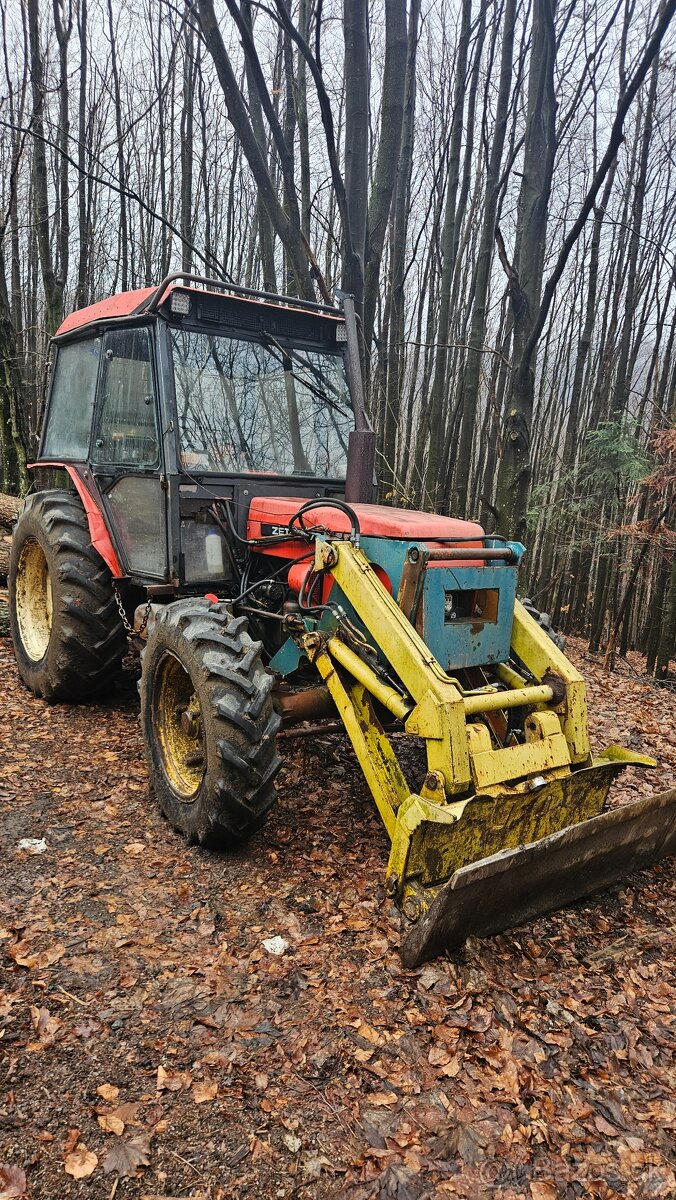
[153,652,205,800]
[15,539,53,663]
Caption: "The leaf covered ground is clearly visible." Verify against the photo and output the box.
[0,619,674,1200]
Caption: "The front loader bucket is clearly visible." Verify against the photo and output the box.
[400,787,676,967]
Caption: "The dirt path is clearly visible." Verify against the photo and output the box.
[0,622,674,1200]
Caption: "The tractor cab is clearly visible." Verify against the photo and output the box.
[37,274,370,591]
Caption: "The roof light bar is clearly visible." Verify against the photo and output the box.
[170,290,191,316]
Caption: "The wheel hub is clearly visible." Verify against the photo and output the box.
[154,652,205,800]
[15,539,53,662]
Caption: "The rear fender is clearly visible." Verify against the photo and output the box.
[28,463,123,577]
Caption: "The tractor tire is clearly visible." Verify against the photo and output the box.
[520,597,566,651]
[139,599,282,848]
[9,490,127,701]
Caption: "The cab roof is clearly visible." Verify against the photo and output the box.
[55,281,344,339]
[55,287,156,337]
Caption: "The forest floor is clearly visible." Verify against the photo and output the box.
[0,605,674,1200]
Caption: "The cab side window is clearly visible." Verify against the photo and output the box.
[42,338,101,459]
[93,327,159,468]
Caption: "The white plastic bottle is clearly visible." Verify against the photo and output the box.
[205,528,225,574]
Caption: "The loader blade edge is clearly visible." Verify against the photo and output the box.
[400,788,676,968]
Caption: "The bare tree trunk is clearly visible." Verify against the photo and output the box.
[107,0,128,291]
[495,0,557,540]
[454,0,516,517]
[197,0,313,298]
[562,165,617,467]
[362,0,407,353]
[380,0,420,499]
[655,551,676,682]
[53,0,72,299]
[342,0,369,314]
[75,0,88,308]
[180,21,195,275]
[241,1,277,291]
[611,54,659,419]
[425,0,473,509]
[0,286,28,494]
[27,0,64,333]
[296,0,311,243]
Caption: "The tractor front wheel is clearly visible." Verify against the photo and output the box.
[140,599,281,847]
[9,491,127,700]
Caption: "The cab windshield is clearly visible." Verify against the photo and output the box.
[170,329,354,477]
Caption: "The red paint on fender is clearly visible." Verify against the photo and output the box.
[28,463,124,578]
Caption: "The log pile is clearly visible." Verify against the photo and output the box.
[0,493,19,582]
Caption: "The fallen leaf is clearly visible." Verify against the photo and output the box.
[368,1092,398,1107]
[63,1129,80,1156]
[110,1102,141,1126]
[594,1115,622,1137]
[0,1164,26,1198]
[98,1113,125,1135]
[356,1021,383,1045]
[362,1108,398,1149]
[102,1135,151,1177]
[377,1162,423,1199]
[64,1144,98,1179]
[123,841,146,856]
[283,1133,302,1153]
[441,1055,461,1078]
[30,1006,61,1041]
[301,1153,334,1178]
[192,1081,218,1104]
[96,1084,119,1102]
[157,1065,190,1092]
[431,1121,489,1167]
[530,1185,558,1200]
[9,942,65,970]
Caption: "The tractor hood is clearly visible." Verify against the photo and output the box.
[247,496,485,544]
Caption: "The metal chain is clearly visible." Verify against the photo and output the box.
[112,582,152,638]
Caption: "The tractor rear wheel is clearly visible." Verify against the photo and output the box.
[9,490,127,700]
[139,599,282,847]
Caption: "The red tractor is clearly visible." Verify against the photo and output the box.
[9,274,675,964]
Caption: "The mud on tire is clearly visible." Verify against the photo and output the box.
[9,490,127,700]
[139,598,282,847]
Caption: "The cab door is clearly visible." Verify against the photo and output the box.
[90,325,169,581]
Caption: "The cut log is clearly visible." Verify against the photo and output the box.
[0,492,20,529]
[0,538,9,582]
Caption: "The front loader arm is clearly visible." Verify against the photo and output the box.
[294,537,674,963]
[309,538,592,791]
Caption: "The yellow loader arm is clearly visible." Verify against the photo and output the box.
[298,539,676,965]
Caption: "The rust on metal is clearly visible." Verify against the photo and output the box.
[276,685,336,726]
[396,553,427,625]
[425,547,516,562]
